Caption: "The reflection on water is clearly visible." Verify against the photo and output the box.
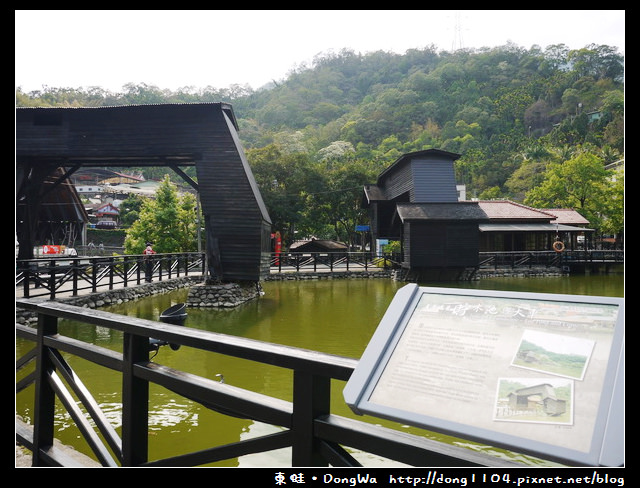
[16,274,623,466]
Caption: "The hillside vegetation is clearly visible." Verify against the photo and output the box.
[16,42,624,246]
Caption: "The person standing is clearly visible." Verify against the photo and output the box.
[143,242,156,282]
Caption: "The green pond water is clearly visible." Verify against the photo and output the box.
[15,273,624,467]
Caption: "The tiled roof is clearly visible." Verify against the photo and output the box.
[472,200,555,221]
[543,208,590,225]
[396,202,489,221]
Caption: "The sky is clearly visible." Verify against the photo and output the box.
[15,10,625,93]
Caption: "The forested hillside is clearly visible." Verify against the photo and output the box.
[16,42,624,246]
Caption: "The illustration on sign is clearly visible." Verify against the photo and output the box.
[512,330,595,380]
[493,377,573,425]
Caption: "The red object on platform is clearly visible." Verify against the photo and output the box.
[274,231,282,265]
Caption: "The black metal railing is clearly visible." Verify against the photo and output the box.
[16,299,532,468]
[267,249,623,274]
[16,252,206,299]
[478,250,624,270]
[478,251,563,269]
[559,249,624,264]
[17,249,625,300]
[269,251,401,273]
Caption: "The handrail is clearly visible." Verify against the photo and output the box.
[270,251,402,273]
[15,252,206,299]
[16,299,532,468]
[16,250,623,300]
[478,250,624,268]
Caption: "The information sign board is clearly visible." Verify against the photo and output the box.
[343,284,624,466]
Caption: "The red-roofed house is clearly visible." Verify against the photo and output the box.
[94,202,120,228]
[474,201,592,252]
[544,208,591,226]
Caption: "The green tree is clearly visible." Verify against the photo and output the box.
[524,152,611,230]
[118,193,146,228]
[504,142,556,200]
[567,44,624,81]
[478,186,503,200]
[300,158,378,246]
[599,167,624,239]
[16,43,623,237]
[123,175,198,254]
[247,145,321,245]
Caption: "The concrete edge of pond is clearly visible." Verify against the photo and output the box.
[16,417,101,468]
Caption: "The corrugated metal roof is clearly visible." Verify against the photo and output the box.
[16,102,239,130]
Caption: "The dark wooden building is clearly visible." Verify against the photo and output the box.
[363,149,488,280]
[16,103,272,282]
[363,149,593,280]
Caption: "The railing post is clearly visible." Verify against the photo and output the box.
[291,371,330,467]
[121,333,150,466]
[22,261,31,298]
[48,260,57,300]
[32,312,58,466]
[72,258,79,296]
[91,258,98,293]
[123,256,129,288]
[108,257,115,290]
[137,256,142,284]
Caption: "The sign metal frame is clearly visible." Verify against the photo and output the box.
[343,284,624,466]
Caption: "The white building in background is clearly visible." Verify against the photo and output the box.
[76,185,105,194]
[456,184,467,201]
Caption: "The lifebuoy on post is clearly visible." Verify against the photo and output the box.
[553,241,565,253]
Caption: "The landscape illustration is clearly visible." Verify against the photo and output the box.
[512,330,595,380]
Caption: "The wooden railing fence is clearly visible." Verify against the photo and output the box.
[16,299,530,468]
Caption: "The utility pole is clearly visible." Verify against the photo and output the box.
[452,11,464,51]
